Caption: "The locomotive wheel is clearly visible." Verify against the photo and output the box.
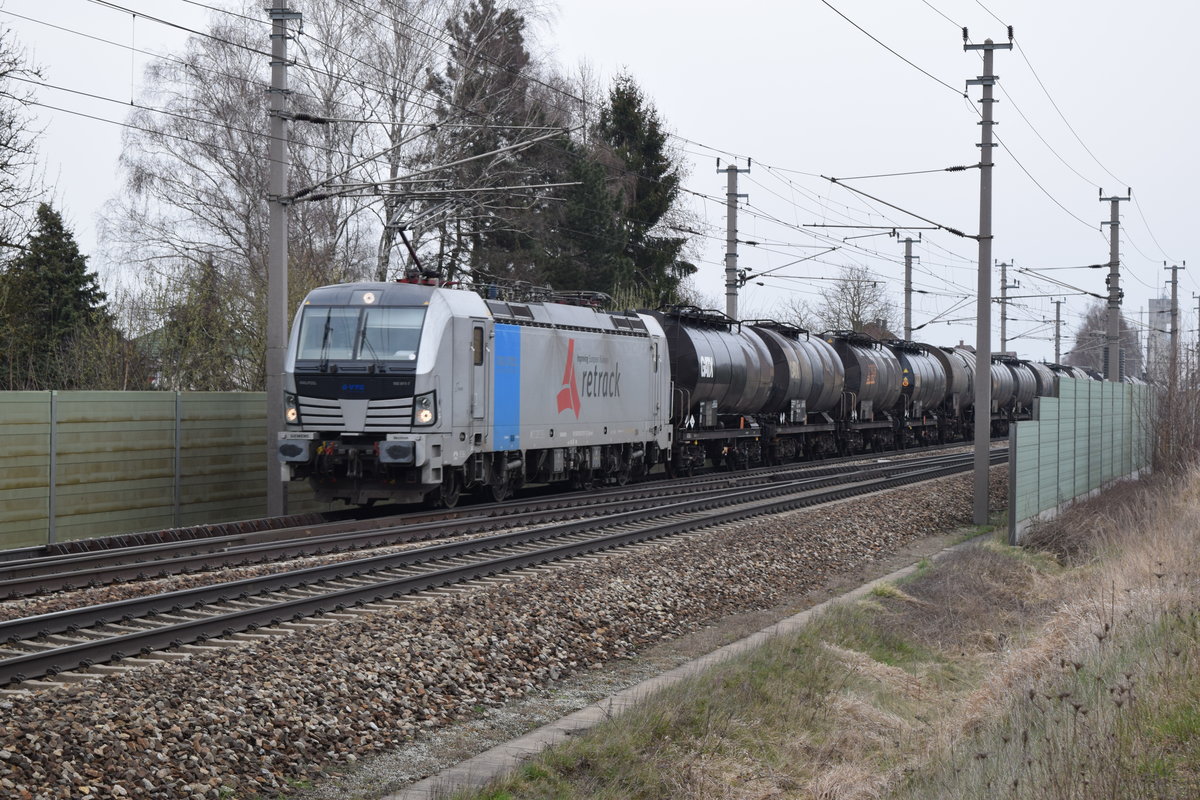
[490,480,510,503]
[440,472,462,508]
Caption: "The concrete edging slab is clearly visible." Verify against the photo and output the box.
[387,535,980,800]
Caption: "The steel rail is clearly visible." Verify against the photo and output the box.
[2,440,980,568]
[0,451,1003,686]
[0,446,990,598]
[2,454,975,641]
[0,451,988,644]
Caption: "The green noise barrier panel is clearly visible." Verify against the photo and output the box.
[0,392,331,550]
[1009,378,1151,544]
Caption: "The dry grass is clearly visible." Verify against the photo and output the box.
[455,469,1200,800]
[893,468,1200,800]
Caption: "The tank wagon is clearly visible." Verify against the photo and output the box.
[278,281,1083,506]
[882,339,949,447]
[651,308,848,471]
[825,331,902,425]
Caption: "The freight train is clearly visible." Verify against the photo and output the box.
[276,280,1089,507]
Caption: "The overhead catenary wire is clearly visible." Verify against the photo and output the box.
[2,72,387,170]
[821,176,971,239]
[818,0,966,97]
[9,0,1168,365]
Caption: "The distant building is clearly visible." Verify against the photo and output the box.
[1147,297,1172,378]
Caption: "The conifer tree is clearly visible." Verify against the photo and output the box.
[0,203,109,388]
[598,74,695,304]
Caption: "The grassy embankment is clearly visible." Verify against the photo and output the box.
[454,470,1200,800]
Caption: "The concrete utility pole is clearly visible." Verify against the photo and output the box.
[1100,190,1131,382]
[266,0,300,517]
[720,159,750,319]
[1194,292,1200,376]
[1166,262,1185,389]
[965,30,1012,526]
[997,260,1017,352]
[903,236,919,339]
[1052,298,1064,363]
[1140,305,1149,375]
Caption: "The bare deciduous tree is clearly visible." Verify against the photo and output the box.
[0,24,44,255]
[100,0,701,388]
[1064,301,1143,378]
[781,265,897,335]
[102,4,379,389]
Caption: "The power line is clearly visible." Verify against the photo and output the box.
[918,0,961,29]
[0,6,375,118]
[834,164,975,181]
[756,162,980,267]
[1012,38,1126,187]
[821,176,971,238]
[1130,194,1176,263]
[87,0,270,57]
[961,93,1098,233]
[3,72,383,168]
[996,83,1100,188]
[819,0,965,97]
[174,0,265,26]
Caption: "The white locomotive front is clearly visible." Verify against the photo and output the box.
[278,281,672,506]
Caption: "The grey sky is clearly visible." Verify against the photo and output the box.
[5,0,1196,363]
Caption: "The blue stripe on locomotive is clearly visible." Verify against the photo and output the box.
[493,323,521,451]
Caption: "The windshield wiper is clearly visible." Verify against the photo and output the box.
[359,324,385,373]
[318,308,333,373]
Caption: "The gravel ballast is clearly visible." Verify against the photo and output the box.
[0,467,1006,800]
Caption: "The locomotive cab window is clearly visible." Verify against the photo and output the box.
[472,326,484,366]
[295,306,426,362]
[296,307,357,361]
[361,307,425,360]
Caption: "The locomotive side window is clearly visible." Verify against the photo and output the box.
[361,307,426,360]
[472,326,484,366]
[296,307,357,361]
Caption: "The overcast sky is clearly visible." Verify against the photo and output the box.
[4,0,1197,364]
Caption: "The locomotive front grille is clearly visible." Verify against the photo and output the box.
[298,395,414,432]
[365,397,414,430]
[298,396,344,428]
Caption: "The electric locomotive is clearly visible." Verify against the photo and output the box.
[277,281,672,506]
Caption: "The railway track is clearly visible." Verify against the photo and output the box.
[0,442,987,600]
[0,448,1003,688]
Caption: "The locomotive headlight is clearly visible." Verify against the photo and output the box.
[284,392,300,425]
[413,391,437,426]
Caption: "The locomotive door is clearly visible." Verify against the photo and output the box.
[469,319,487,420]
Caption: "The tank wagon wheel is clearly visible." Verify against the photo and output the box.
[570,471,596,491]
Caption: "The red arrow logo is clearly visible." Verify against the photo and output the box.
[556,338,581,418]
